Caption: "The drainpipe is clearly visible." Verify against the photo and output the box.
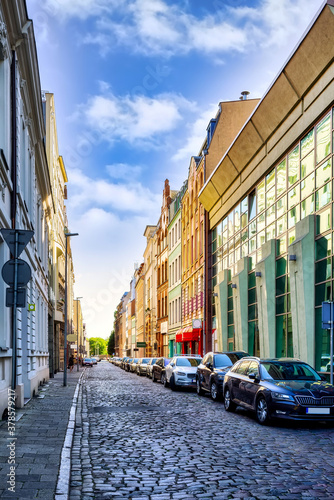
[10,50,17,390]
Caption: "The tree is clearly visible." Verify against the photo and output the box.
[89,337,107,356]
[108,331,115,356]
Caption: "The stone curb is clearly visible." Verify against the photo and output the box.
[55,370,85,500]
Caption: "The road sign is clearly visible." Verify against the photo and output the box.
[6,287,26,307]
[136,342,146,347]
[322,301,334,329]
[2,259,32,287]
[0,228,34,257]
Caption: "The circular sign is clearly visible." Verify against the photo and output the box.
[1,259,32,287]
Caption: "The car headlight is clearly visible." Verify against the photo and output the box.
[175,371,186,376]
[271,392,295,402]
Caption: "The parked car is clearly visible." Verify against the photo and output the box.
[136,358,152,376]
[164,355,202,390]
[124,358,133,372]
[83,358,93,367]
[146,358,158,378]
[121,357,130,370]
[223,357,334,425]
[130,358,140,372]
[152,358,171,383]
[196,351,250,401]
[91,358,98,365]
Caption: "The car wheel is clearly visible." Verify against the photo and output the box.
[224,389,236,412]
[170,375,178,391]
[256,396,270,425]
[210,381,220,401]
[196,378,204,396]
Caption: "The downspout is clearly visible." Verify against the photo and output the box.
[202,149,208,355]
[10,50,17,391]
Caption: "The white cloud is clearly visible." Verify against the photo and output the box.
[76,90,194,146]
[67,167,161,215]
[41,0,119,20]
[106,163,142,180]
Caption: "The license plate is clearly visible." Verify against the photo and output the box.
[192,378,196,383]
[306,407,330,415]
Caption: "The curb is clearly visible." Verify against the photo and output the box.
[55,371,85,500]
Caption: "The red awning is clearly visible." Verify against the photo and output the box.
[175,327,201,343]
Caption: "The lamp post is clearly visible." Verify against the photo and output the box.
[75,297,83,371]
[64,232,79,387]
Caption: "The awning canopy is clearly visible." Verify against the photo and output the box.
[175,327,202,343]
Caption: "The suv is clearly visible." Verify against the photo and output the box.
[196,351,250,401]
[163,355,202,391]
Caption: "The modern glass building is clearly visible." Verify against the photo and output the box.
[199,0,334,372]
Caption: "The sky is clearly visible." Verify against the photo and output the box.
[26,0,325,339]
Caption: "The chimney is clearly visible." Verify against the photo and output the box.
[240,91,250,100]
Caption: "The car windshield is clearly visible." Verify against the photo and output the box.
[214,354,242,368]
[164,358,171,366]
[133,359,139,364]
[261,362,321,381]
[176,358,201,367]
[142,359,150,363]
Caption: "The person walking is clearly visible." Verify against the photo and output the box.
[69,355,74,372]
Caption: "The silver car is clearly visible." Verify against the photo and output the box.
[136,358,152,376]
[164,355,202,390]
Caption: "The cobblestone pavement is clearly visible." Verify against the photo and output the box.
[0,369,81,499]
[71,362,334,500]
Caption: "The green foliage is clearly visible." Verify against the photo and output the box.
[108,331,115,356]
[89,337,107,356]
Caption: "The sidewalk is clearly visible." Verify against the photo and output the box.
[0,368,82,499]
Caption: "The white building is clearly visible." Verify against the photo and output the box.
[0,0,53,417]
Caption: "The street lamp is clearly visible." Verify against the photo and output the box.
[75,297,83,371]
[64,232,79,387]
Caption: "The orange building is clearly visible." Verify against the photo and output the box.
[156,180,177,356]
[179,156,205,355]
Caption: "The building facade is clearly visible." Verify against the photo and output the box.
[168,185,186,356]
[0,0,53,416]
[199,0,334,371]
[143,225,157,358]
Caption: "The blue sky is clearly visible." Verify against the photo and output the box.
[26,0,324,339]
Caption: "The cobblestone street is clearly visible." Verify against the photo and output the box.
[70,362,334,499]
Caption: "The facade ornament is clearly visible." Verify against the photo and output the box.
[0,21,9,60]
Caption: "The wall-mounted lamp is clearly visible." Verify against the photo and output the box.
[255,272,262,277]
[213,293,218,297]
[231,284,237,289]
[289,255,297,261]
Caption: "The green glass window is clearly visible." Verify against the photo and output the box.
[315,281,332,306]
[266,204,276,225]
[228,325,234,338]
[276,257,287,277]
[316,207,331,235]
[277,214,287,235]
[211,239,217,253]
[316,182,331,210]
[315,258,332,283]
[300,171,315,199]
[266,169,275,191]
[288,229,296,245]
[301,129,314,159]
[288,186,299,209]
[301,194,315,219]
[257,180,265,212]
[277,235,287,256]
[276,160,286,196]
[228,297,233,311]
[288,206,299,228]
[301,151,315,179]
[248,304,257,321]
[288,145,299,185]
[248,287,256,304]
[276,294,289,315]
[316,114,331,164]
[276,275,287,295]
[249,220,257,238]
[315,235,332,260]
[266,186,275,208]
[234,205,240,233]
[276,195,286,218]
[316,159,331,188]
[248,271,256,288]
[266,223,275,242]
[258,212,265,232]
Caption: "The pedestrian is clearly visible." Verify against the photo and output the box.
[69,355,74,372]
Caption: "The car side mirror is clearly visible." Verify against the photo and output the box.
[170,363,175,367]
[249,372,259,381]
[206,362,213,370]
